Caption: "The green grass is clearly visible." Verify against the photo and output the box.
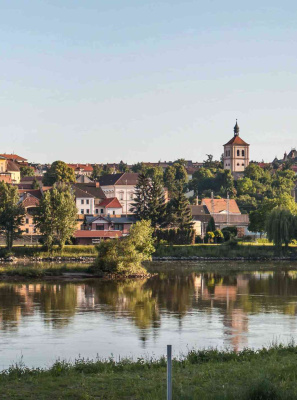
[2,345,297,399]
[154,243,297,258]
[0,245,97,258]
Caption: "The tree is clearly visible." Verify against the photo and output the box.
[35,184,77,251]
[0,182,25,250]
[118,160,129,172]
[95,220,155,275]
[168,183,193,229]
[130,173,151,220]
[266,207,296,250]
[131,162,147,173]
[32,177,40,189]
[20,166,35,178]
[147,171,166,228]
[206,217,216,232]
[164,163,188,197]
[43,161,75,186]
[91,164,102,181]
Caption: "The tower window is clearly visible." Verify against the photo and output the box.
[237,163,240,166]
[242,150,245,156]
[237,150,240,156]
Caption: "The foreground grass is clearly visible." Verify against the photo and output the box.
[0,263,92,278]
[2,345,297,399]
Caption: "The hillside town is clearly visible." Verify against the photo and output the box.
[0,120,296,247]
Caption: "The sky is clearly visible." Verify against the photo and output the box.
[1,0,297,164]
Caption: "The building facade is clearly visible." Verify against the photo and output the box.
[223,121,249,178]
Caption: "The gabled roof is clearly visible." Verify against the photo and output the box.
[99,172,139,186]
[67,164,93,172]
[202,198,241,214]
[0,154,27,162]
[99,197,122,208]
[71,185,94,199]
[18,189,43,200]
[73,183,106,200]
[7,160,20,172]
[190,205,210,216]
[224,136,249,146]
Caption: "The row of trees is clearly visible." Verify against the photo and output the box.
[0,182,77,251]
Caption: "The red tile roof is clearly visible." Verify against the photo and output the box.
[224,136,249,146]
[202,198,241,214]
[74,230,122,238]
[0,154,27,162]
[22,196,40,208]
[99,197,122,208]
[67,164,93,172]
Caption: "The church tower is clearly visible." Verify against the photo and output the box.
[223,120,249,178]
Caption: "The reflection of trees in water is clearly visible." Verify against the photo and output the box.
[0,283,77,330]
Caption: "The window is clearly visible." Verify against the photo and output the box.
[225,151,228,156]
[86,209,90,214]
[100,208,104,214]
[26,218,29,224]
[86,199,89,205]
[130,193,133,200]
[26,228,29,233]
[81,209,84,214]
[237,163,240,166]
[114,224,123,231]
[113,210,115,215]
[95,209,99,214]
[237,150,240,156]
[119,191,124,200]
[81,199,84,204]
[242,150,245,156]
[96,224,104,230]
[242,163,244,166]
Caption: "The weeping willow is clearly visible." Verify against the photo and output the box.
[266,207,297,249]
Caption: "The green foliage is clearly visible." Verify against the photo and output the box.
[20,165,35,178]
[95,220,155,275]
[154,228,195,245]
[167,183,193,229]
[130,172,151,220]
[91,164,102,180]
[164,162,188,197]
[214,229,224,242]
[206,217,216,232]
[221,226,238,241]
[43,161,76,185]
[0,182,25,250]
[131,162,147,173]
[266,207,297,249]
[205,231,215,243]
[32,177,40,189]
[118,160,129,172]
[34,184,77,251]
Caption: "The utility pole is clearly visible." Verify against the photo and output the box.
[227,191,230,226]
[125,179,128,218]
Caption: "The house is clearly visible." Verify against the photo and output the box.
[72,186,95,216]
[76,174,93,183]
[97,198,122,216]
[223,120,250,179]
[18,189,43,235]
[72,182,106,214]
[0,154,28,164]
[83,215,136,236]
[74,230,122,245]
[190,205,211,237]
[67,164,93,177]
[99,172,139,214]
[201,197,249,237]
[7,160,21,183]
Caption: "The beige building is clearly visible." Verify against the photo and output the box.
[223,120,249,178]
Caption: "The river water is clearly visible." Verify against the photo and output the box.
[1,261,297,369]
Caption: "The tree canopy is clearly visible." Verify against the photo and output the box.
[43,161,76,186]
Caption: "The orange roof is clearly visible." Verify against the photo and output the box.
[0,154,27,162]
[202,198,241,214]
[99,197,122,209]
[67,164,93,172]
[224,136,249,146]
[74,230,122,238]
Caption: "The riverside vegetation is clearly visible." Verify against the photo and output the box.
[2,345,297,399]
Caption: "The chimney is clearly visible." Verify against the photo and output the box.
[211,191,214,214]
[95,181,100,188]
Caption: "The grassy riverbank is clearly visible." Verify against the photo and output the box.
[3,243,297,260]
[2,345,297,399]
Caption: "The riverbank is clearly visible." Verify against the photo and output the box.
[1,345,297,399]
[2,243,297,264]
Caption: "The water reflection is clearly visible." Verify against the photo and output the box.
[1,264,297,366]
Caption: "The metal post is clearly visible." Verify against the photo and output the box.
[167,345,172,400]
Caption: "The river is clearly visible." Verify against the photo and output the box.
[1,261,297,369]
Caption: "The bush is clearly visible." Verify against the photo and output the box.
[94,220,155,275]
[154,228,195,245]
[222,226,238,241]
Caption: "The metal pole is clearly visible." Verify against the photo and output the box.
[167,345,172,400]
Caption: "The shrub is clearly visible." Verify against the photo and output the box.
[154,228,195,245]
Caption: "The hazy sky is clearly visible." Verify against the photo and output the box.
[1,0,297,164]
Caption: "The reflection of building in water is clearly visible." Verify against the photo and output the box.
[77,285,95,308]
[223,308,249,351]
